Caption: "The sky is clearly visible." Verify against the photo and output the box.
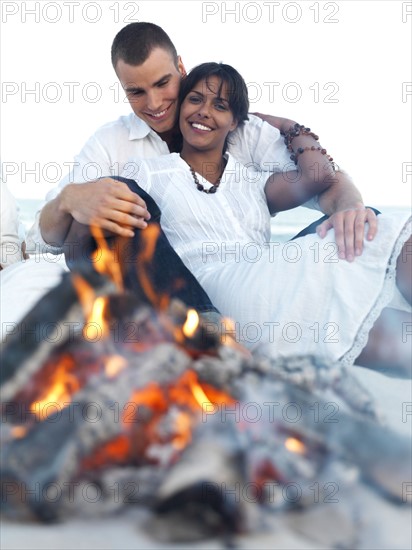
[1,0,411,207]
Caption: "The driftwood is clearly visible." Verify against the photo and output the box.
[0,266,116,400]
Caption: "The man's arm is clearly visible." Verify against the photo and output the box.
[39,178,150,248]
[250,112,296,134]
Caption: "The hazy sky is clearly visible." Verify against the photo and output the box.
[1,0,411,206]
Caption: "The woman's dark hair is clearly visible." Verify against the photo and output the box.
[175,62,249,153]
[111,22,179,69]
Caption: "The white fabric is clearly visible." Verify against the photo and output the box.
[0,183,25,268]
[129,152,411,365]
[25,113,292,255]
[0,258,66,342]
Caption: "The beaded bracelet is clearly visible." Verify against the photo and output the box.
[282,124,337,171]
[290,145,337,172]
[281,123,319,151]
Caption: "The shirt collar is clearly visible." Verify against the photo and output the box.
[128,113,153,140]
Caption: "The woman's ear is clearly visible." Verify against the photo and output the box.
[177,55,187,77]
[230,119,238,132]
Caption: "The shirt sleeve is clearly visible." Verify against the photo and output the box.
[229,114,292,172]
[25,131,115,254]
[229,115,322,212]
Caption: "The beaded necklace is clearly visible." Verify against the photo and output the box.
[188,160,226,194]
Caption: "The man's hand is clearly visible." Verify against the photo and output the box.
[39,178,151,247]
[61,178,151,237]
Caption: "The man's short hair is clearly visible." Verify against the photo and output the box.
[111,22,179,69]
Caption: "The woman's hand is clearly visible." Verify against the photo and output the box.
[316,206,378,261]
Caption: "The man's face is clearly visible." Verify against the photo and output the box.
[115,48,185,134]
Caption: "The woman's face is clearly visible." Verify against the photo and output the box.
[179,76,238,154]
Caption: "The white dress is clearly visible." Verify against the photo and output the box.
[126,153,411,365]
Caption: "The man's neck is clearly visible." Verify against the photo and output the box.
[157,125,181,152]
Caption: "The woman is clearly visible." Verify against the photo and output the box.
[125,62,411,366]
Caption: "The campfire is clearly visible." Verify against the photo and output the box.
[1,226,411,546]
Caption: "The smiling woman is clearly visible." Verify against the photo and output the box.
[180,76,238,173]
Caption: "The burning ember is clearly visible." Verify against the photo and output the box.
[1,228,410,546]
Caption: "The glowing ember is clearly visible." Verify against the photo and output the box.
[285,437,306,454]
[105,355,128,378]
[172,411,193,449]
[79,370,236,470]
[10,426,28,439]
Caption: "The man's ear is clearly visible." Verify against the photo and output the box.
[177,55,187,77]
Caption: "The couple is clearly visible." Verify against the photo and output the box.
[24,23,410,369]
[67,63,410,367]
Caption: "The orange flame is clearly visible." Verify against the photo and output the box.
[80,370,236,470]
[72,273,96,320]
[190,378,213,409]
[135,224,169,310]
[72,274,110,340]
[182,309,199,338]
[90,225,124,291]
[30,357,80,419]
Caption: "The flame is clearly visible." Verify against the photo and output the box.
[72,273,96,320]
[90,225,123,291]
[72,274,110,340]
[135,224,169,310]
[87,296,109,339]
[30,358,80,419]
[190,378,213,409]
[81,370,236,470]
[82,434,132,470]
[182,309,199,338]
[285,437,306,454]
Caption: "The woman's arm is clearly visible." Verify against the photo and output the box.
[315,170,378,261]
[264,125,378,261]
[264,124,336,212]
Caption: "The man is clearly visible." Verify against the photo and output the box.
[28,22,377,262]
